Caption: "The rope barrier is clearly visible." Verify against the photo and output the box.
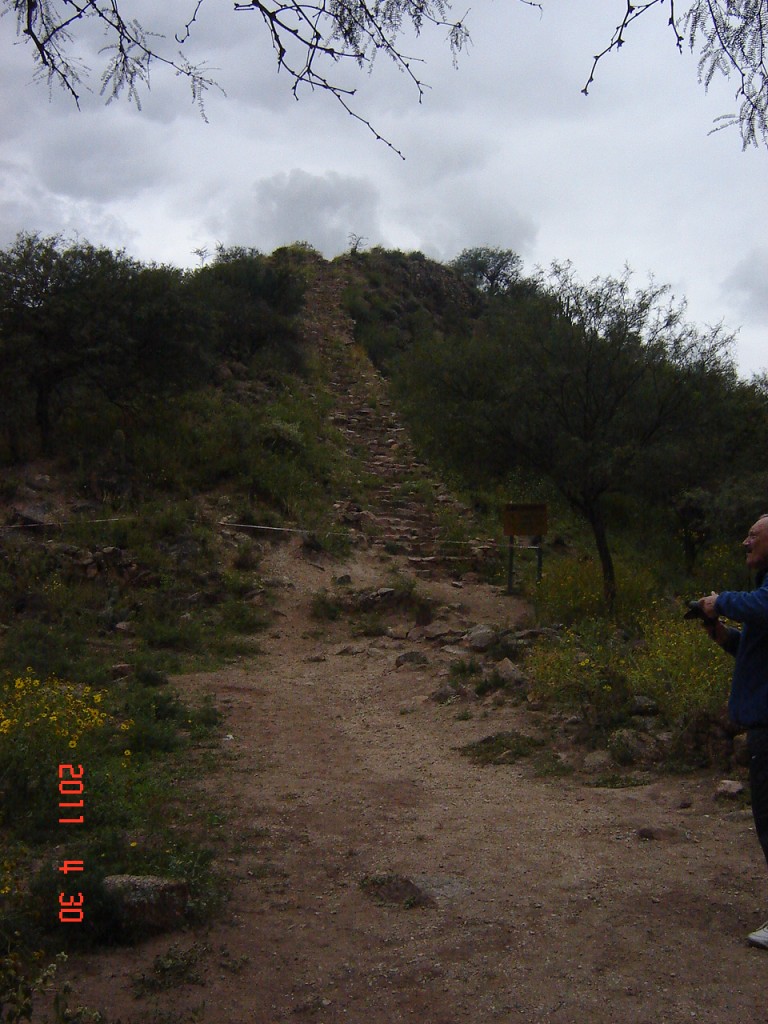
[0,516,135,533]
[1,514,531,554]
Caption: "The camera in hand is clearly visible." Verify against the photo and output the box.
[684,600,714,621]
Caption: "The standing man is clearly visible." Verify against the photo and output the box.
[699,513,768,948]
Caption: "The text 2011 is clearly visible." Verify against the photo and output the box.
[58,763,84,923]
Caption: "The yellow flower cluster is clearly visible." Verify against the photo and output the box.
[526,623,628,718]
[626,614,726,719]
[0,668,109,750]
[0,858,15,896]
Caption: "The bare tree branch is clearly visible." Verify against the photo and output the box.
[4,0,768,150]
[581,0,768,149]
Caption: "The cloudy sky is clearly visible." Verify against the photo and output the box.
[1,1,767,377]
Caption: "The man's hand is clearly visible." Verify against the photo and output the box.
[696,592,730,646]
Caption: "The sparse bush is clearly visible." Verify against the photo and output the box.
[625,608,729,721]
[310,589,343,621]
[533,557,605,624]
[526,622,632,732]
[459,730,544,765]
[534,550,662,627]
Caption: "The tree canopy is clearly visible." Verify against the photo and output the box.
[377,256,765,611]
[450,248,524,297]
[5,0,768,150]
[0,233,210,454]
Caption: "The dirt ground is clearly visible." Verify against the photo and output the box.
[53,536,768,1024]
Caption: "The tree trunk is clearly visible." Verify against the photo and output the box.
[584,500,617,614]
[35,378,53,455]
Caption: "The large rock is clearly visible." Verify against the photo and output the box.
[494,658,527,687]
[715,779,745,800]
[395,651,429,668]
[102,875,189,934]
[607,727,660,766]
[582,750,614,774]
[465,624,497,652]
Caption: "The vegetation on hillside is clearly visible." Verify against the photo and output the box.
[0,235,362,995]
[342,243,768,748]
[344,245,767,598]
[1,231,767,997]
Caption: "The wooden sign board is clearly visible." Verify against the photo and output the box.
[502,502,548,537]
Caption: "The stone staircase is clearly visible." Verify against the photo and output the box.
[300,261,499,578]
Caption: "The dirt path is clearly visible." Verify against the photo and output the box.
[57,264,768,1023]
[63,540,768,1024]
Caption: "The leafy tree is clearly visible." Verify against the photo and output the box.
[494,263,737,609]
[188,245,306,370]
[393,260,748,610]
[450,248,523,296]
[0,232,208,456]
[6,0,768,149]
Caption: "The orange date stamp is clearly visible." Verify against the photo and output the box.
[58,763,84,923]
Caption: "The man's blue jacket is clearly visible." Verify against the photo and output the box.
[716,571,768,728]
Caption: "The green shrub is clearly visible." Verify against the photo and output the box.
[311,589,343,621]
[533,557,605,624]
[534,551,662,627]
[625,608,729,720]
[526,621,632,731]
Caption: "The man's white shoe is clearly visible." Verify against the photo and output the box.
[748,922,768,948]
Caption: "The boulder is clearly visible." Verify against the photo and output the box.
[607,727,659,766]
[102,875,189,934]
[494,658,527,687]
[582,750,614,774]
[465,624,497,652]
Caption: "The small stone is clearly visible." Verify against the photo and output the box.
[715,779,745,799]
[396,651,429,668]
[423,622,455,640]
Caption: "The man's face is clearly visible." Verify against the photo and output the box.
[744,517,768,573]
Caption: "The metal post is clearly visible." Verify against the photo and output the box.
[507,535,515,594]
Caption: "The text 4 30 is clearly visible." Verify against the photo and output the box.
[58,763,84,924]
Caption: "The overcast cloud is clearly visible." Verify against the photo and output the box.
[1,0,766,376]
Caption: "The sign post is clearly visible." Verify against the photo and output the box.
[502,503,548,594]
